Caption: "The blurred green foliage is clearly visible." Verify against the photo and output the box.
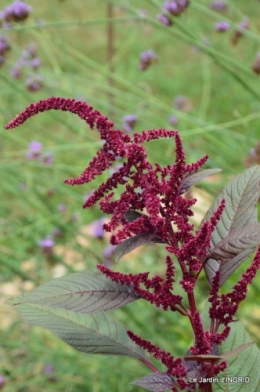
[1,0,260,391]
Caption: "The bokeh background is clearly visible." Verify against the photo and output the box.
[1,0,260,391]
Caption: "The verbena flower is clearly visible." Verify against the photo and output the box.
[122,114,138,132]
[26,140,42,159]
[1,1,32,23]
[0,376,5,388]
[38,236,54,256]
[25,74,44,92]
[169,115,178,126]
[214,21,230,32]
[138,49,157,71]
[210,0,227,10]
[157,13,172,26]
[91,217,106,239]
[40,151,54,165]
[232,19,250,45]
[163,0,189,17]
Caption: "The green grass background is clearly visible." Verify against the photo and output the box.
[1,0,260,391]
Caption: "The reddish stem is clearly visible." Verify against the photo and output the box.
[139,358,159,373]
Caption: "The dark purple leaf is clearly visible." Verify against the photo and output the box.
[5,304,146,359]
[7,270,140,313]
[131,372,176,392]
[219,248,255,286]
[179,168,222,195]
[124,210,145,222]
[208,224,260,285]
[115,233,165,262]
[202,165,260,286]
[209,224,260,262]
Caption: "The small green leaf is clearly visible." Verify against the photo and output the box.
[179,168,222,195]
[6,270,140,313]
[202,165,260,286]
[131,372,176,392]
[9,304,146,359]
[115,233,165,262]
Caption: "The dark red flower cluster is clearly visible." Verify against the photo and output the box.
[209,248,260,327]
[97,255,183,312]
[127,330,187,384]
[7,96,245,390]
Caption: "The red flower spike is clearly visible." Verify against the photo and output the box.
[191,312,212,355]
[5,97,114,133]
[127,330,187,378]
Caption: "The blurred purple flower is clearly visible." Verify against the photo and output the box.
[2,1,32,23]
[92,217,106,239]
[10,67,21,79]
[214,21,230,32]
[38,236,54,256]
[44,363,57,381]
[122,114,138,132]
[0,35,10,55]
[163,0,189,16]
[174,96,193,112]
[169,115,178,126]
[31,57,41,69]
[40,151,54,165]
[164,0,178,15]
[58,203,66,213]
[23,43,37,58]
[157,13,172,26]
[210,0,227,10]
[44,364,54,375]
[0,376,5,388]
[25,74,44,92]
[232,19,249,45]
[103,244,116,266]
[26,140,42,159]
[139,49,157,71]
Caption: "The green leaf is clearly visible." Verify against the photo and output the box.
[115,233,165,262]
[179,168,222,195]
[8,304,146,359]
[201,303,260,392]
[202,165,260,286]
[6,270,140,313]
[131,372,176,392]
[221,342,254,361]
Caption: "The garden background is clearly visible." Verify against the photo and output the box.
[1,0,260,391]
